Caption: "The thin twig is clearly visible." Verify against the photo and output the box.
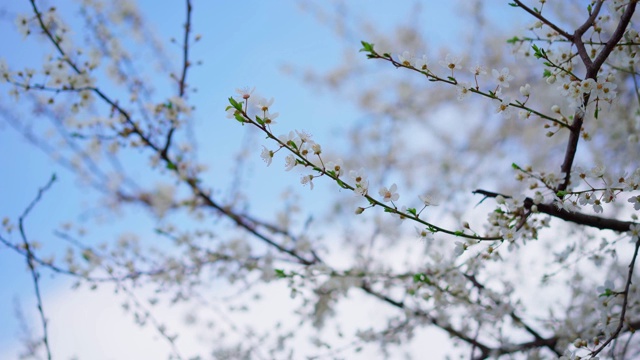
[161,0,193,158]
[512,0,573,40]
[590,237,640,357]
[18,174,57,360]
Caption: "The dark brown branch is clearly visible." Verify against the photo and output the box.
[513,0,573,40]
[556,103,587,193]
[557,0,636,192]
[473,189,636,233]
[571,0,604,69]
[591,0,638,76]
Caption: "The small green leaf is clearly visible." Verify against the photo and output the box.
[454,230,464,236]
[256,116,265,125]
[359,41,374,53]
[594,106,599,119]
[234,113,245,123]
[543,69,552,78]
[598,288,614,297]
[413,273,432,284]
[275,269,287,278]
[532,44,544,59]
[506,36,520,44]
[406,207,417,216]
[82,251,91,262]
[508,2,518,7]
[335,178,349,189]
[556,190,568,197]
[228,97,243,111]
[512,163,522,170]
[166,162,177,170]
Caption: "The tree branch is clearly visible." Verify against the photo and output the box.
[18,174,57,360]
[161,0,193,158]
[473,189,636,233]
[590,237,640,357]
[513,0,573,40]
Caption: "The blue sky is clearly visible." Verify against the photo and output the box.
[0,1,524,358]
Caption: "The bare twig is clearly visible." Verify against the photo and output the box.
[18,174,57,360]
[590,237,640,357]
[161,0,193,158]
[512,0,573,40]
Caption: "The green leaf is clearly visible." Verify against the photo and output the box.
[556,190,568,197]
[532,44,544,59]
[508,2,518,7]
[511,163,522,170]
[594,106,599,119]
[598,288,614,297]
[234,113,245,123]
[82,251,91,262]
[166,162,177,170]
[275,269,287,278]
[228,97,243,111]
[406,207,417,216]
[413,273,432,284]
[256,116,265,125]
[359,41,374,53]
[506,36,520,44]
[543,69,552,78]
[335,178,349,189]
[454,230,464,236]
